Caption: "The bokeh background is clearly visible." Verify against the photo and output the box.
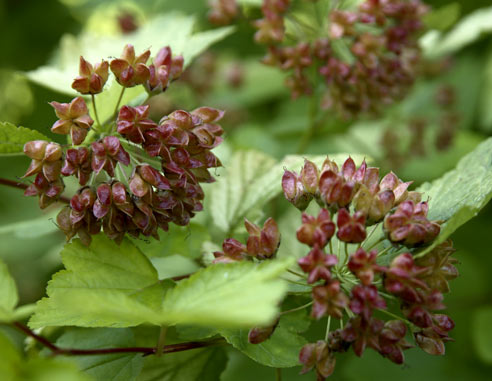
[1,0,492,379]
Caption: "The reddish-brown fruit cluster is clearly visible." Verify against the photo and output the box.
[278,156,457,379]
[256,0,428,118]
[22,44,223,246]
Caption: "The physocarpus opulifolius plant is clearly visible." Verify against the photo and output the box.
[213,156,457,380]
[21,43,224,246]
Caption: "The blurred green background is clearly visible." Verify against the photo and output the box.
[1,0,492,379]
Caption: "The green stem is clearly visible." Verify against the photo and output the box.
[280,301,313,316]
[287,269,307,278]
[112,86,126,122]
[329,239,334,254]
[156,326,168,357]
[366,236,385,251]
[377,309,413,326]
[377,245,392,257]
[91,94,102,130]
[324,316,332,341]
[275,368,282,381]
[281,277,310,287]
[344,243,349,266]
[296,93,319,154]
[365,223,380,245]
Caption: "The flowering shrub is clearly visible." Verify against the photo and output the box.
[1,1,492,381]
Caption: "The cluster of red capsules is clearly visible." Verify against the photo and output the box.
[22,44,225,245]
[254,0,428,119]
[212,156,456,380]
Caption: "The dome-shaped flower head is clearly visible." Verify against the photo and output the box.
[91,136,130,177]
[348,248,385,285]
[296,209,335,248]
[23,140,62,182]
[50,97,94,145]
[117,105,157,144]
[71,56,109,94]
[336,208,367,243]
[299,340,336,379]
[245,218,281,259]
[384,200,441,247]
[110,44,151,87]
[61,147,92,185]
[298,245,338,284]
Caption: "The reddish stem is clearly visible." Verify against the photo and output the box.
[0,178,70,204]
[13,322,225,356]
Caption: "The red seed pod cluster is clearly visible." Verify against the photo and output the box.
[213,218,281,263]
[22,44,223,246]
[277,156,458,378]
[255,0,428,119]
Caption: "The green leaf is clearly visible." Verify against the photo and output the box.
[150,256,201,280]
[220,307,310,368]
[29,235,161,328]
[160,259,292,327]
[209,150,277,234]
[423,5,492,57]
[30,234,292,329]
[132,223,210,259]
[423,3,461,31]
[0,331,91,381]
[0,260,18,323]
[138,347,228,381]
[0,212,59,239]
[55,328,144,381]
[416,137,492,256]
[472,307,492,364]
[25,13,234,96]
[0,121,49,155]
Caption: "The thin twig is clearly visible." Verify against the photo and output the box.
[280,301,313,316]
[0,178,70,204]
[12,322,225,357]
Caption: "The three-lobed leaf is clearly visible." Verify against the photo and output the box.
[30,235,292,329]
